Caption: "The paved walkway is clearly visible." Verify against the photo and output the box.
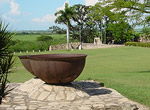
[0,78,148,110]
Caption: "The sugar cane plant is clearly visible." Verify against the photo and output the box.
[0,21,15,104]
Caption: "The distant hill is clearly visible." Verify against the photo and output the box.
[10,30,52,35]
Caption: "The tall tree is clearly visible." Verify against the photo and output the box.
[55,3,75,50]
[90,1,134,44]
[70,4,99,43]
[72,4,90,46]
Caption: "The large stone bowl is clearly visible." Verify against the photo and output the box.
[18,55,35,76]
[19,54,87,84]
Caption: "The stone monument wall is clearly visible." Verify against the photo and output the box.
[49,43,124,51]
[49,42,80,51]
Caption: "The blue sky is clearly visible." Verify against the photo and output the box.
[0,0,98,30]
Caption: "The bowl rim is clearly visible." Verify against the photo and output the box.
[28,54,87,60]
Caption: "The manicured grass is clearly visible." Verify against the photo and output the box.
[9,46,150,107]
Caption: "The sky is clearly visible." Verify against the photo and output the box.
[0,0,99,30]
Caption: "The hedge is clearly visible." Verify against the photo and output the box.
[125,42,150,48]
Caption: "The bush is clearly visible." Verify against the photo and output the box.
[37,35,53,42]
[125,42,150,48]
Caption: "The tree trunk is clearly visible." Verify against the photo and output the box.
[79,26,82,50]
[66,23,69,50]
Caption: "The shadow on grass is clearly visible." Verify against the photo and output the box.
[136,70,150,73]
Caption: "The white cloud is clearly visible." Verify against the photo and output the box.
[2,14,15,23]
[33,0,69,23]
[84,0,99,6]
[33,14,56,23]
[56,0,69,11]
[10,0,20,15]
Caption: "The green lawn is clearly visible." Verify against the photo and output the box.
[9,46,150,107]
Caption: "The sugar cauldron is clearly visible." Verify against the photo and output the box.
[18,55,35,76]
[19,54,87,84]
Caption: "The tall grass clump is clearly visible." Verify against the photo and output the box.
[0,21,15,104]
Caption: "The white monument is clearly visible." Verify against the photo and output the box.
[94,37,102,45]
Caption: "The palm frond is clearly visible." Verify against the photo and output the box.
[54,3,76,25]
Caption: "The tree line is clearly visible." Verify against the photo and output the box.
[53,0,150,49]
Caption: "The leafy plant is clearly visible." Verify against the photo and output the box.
[0,21,15,104]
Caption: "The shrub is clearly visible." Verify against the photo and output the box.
[37,35,53,42]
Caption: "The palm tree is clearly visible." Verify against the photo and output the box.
[55,3,75,50]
